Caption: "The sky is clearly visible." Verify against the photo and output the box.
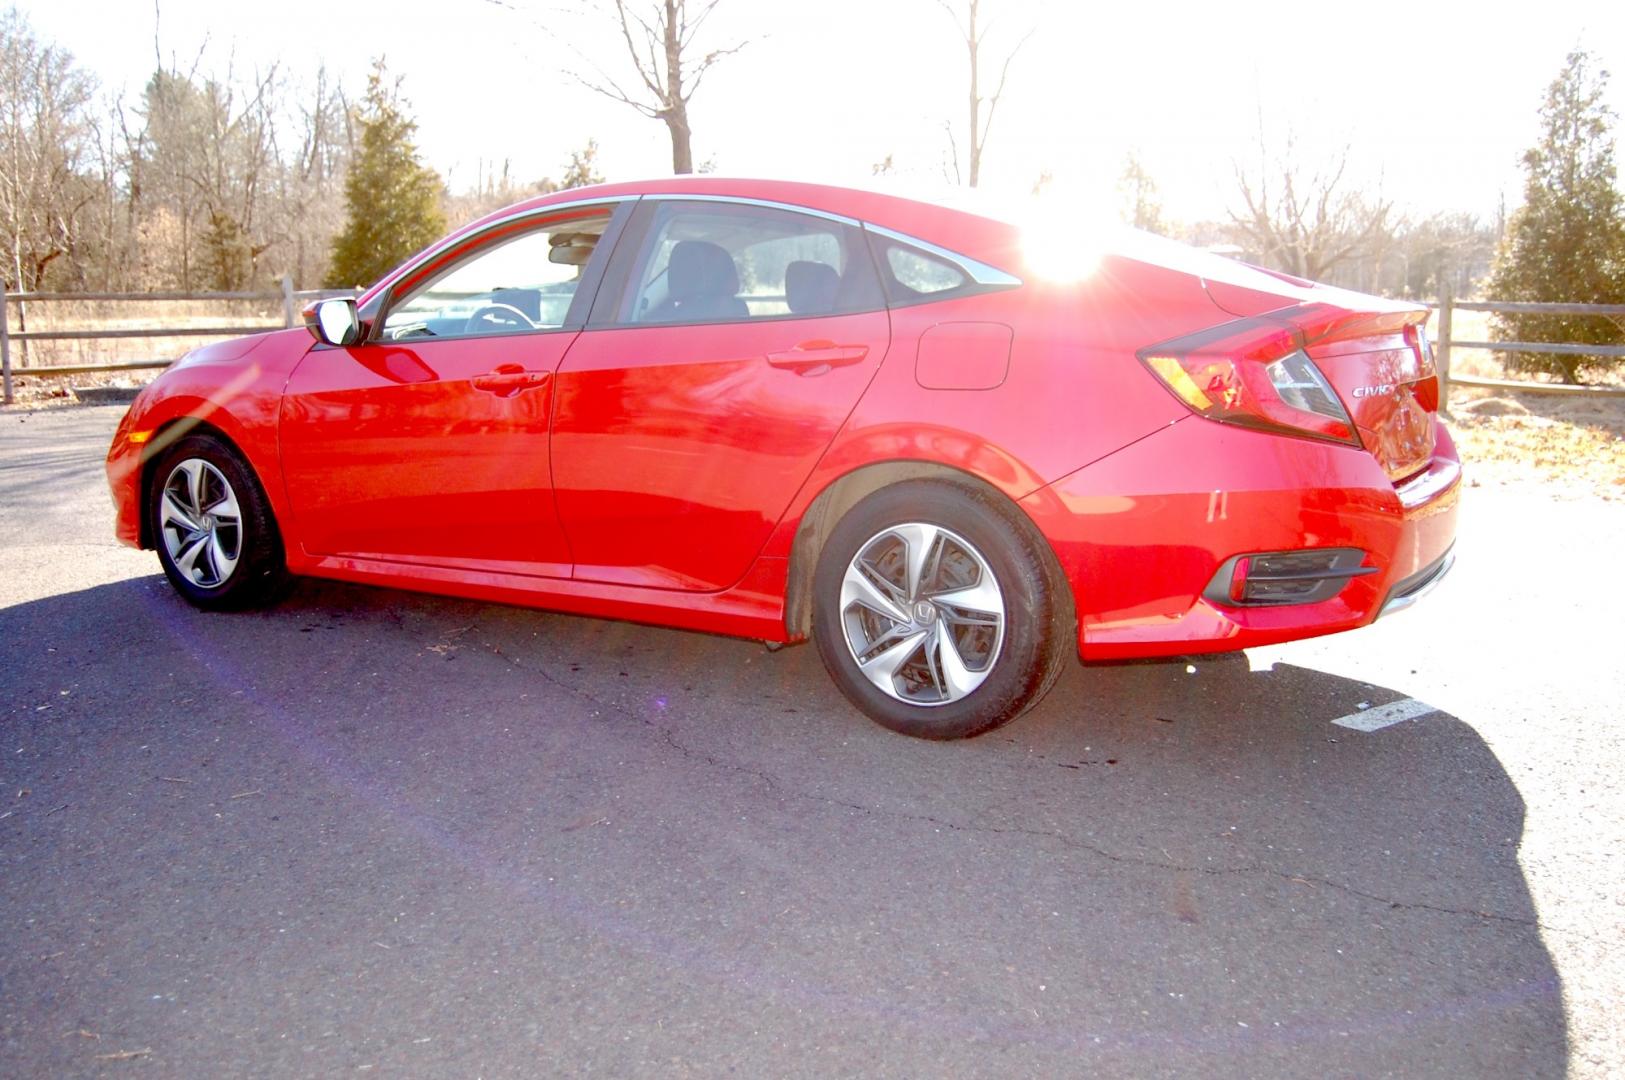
[15,0,1625,226]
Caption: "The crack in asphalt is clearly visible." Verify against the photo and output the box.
[469,632,1613,953]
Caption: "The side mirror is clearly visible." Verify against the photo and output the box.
[306,298,361,347]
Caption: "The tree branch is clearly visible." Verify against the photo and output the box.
[683,40,750,101]
[976,25,1034,158]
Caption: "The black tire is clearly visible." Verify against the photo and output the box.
[148,433,290,611]
[811,480,1069,739]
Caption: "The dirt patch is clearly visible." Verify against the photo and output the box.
[1440,311,1625,496]
[1449,386,1625,499]
[3,369,156,409]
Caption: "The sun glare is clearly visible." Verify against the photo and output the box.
[1017,184,1116,283]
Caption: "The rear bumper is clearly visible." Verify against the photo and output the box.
[1380,546,1455,618]
[1019,418,1462,661]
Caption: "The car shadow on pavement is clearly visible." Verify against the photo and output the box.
[0,575,1568,1077]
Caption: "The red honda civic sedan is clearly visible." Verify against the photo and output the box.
[107,177,1459,739]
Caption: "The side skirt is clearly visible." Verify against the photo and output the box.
[289,553,793,643]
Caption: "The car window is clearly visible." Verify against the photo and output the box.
[620,201,883,325]
[885,245,968,295]
[865,232,985,306]
[381,210,613,340]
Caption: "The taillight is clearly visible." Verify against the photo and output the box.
[1139,318,1360,446]
[1403,323,1438,377]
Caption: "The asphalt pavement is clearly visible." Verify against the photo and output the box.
[2,405,1620,1078]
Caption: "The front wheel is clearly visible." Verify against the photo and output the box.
[149,433,289,611]
[811,481,1067,739]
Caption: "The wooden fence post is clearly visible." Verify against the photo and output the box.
[1436,286,1452,414]
[280,274,296,329]
[1,285,13,406]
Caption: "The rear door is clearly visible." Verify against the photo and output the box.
[279,202,625,577]
[552,198,891,591]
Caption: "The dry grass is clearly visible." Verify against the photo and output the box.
[3,298,287,408]
[1449,393,1625,497]
[4,298,286,369]
[1427,309,1625,497]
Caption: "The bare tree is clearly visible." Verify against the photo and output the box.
[934,0,1033,187]
[573,1,747,174]
[1117,153,1164,235]
[128,60,283,289]
[559,137,605,189]
[1383,212,1496,299]
[0,7,365,299]
[266,65,351,288]
[1226,126,1394,282]
[0,9,97,294]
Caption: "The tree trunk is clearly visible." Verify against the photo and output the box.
[667,112,693,174]
[966,0,980,187]
[664,0,692,174]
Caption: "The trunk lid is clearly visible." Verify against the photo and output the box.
[1202,269,1438,482]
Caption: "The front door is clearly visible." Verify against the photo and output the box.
[279,203,623,578]
[552,198,891,591]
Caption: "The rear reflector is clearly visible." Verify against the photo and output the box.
[1205,548,1375,607]
[1228,555,1250,603]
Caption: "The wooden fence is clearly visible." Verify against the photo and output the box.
[5,285,1625,406]
[1435,294,1625,400]
[0,277,356,404]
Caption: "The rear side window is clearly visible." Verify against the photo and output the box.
[885,245,967,295]
[865,229,1018,308]
[615,201,884,326]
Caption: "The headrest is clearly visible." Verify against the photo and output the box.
[490,287,541,322]
[668,240,740,301]
[785,261,840,315]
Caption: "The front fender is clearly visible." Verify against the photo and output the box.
[106,330,312,550]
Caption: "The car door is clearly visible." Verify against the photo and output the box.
[551,198,891,591]
[279,202,627,578]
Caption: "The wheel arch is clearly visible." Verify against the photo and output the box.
[137,417,263,551]
[783,460,1072,641]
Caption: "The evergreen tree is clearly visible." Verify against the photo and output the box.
[326,60,445,288]
[1487,49,1625,383]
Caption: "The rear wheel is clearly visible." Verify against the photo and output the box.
[812,481,1067,739]
[149,433,289,611]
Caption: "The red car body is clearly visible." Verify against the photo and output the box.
[108,176,1458,672]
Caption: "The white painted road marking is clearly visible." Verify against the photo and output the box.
[1331,698,1441,732]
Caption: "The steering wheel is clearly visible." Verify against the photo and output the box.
[462,303,537,335]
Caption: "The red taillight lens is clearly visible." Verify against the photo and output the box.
[1403,323,1438,377]
[1139,318,1360,446]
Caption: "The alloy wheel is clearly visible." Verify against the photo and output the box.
[159,458,243,589]
[838,522,1006,706]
